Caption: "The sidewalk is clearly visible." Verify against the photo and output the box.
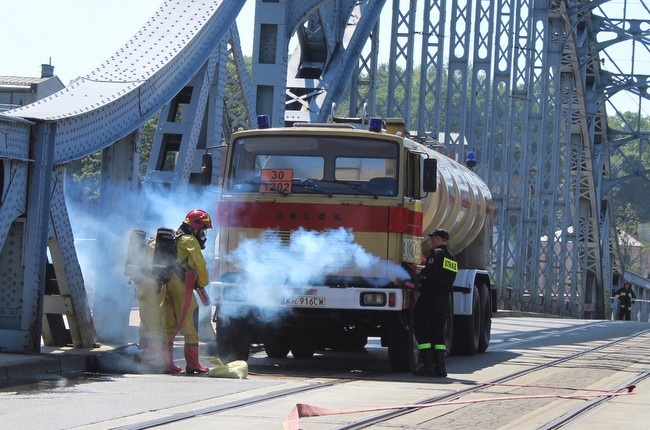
[0,345,107,380]
[0,307,216,381]
[0,310,553,381]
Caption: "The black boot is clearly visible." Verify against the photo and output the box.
[434,349,447,377]
[414,349,435,376]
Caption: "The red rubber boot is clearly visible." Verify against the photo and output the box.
[184,344,209,374]
[163,342,182,373]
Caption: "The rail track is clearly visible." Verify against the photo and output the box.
[328,328,650,429]
[90,320,650,430]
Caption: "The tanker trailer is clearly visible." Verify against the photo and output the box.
[209,116,494,372]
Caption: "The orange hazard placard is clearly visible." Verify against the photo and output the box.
[259,169,293,193]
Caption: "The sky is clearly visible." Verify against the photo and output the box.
[0,0,255,84]
[1,0,647,114]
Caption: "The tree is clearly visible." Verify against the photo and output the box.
[609,112,650,222]
[65,114,159,208]
[615,202,647,276]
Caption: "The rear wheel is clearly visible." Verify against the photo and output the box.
[478,283,491,353]
[453,286,480,355]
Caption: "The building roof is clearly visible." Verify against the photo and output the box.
[0,76,52,87]
[618,229,644,247]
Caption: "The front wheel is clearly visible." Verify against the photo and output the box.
[387,311,418,372]
[215,316,251,362]
[264,334,290,358]
[289,334,316,359]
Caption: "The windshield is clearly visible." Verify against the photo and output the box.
[226,134,399,196]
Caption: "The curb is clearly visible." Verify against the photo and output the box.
[0,352,91,380]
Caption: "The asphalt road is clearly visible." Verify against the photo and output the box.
[1,317,648,430]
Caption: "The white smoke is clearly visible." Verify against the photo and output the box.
[218,227,409,322]
[67,184,220,345]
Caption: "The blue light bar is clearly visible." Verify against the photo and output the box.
[369,117,382,132]
[257,115,270,129]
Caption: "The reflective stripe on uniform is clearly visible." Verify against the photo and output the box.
[443,257,458,272]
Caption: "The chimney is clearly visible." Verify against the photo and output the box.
[41,63,54,78]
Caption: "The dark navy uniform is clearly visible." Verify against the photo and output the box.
[614,282,636,321]
[415,243,457,349]
[414,229,458,376]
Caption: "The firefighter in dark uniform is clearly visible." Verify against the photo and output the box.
[414,229,458,377]
[613,280,636,321]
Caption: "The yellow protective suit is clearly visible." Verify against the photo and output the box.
[136,276,163,344]
[161,233,209,344]
[135,241,163,347]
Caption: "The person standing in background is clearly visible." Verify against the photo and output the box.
[613,280,636,321]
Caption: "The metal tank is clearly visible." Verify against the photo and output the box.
[407,139,493,270]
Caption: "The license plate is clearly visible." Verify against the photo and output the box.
[283,296,326,307]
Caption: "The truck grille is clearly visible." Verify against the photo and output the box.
[263,229,291,246]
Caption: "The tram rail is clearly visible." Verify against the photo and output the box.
[89,323,649,430]
[323,329,649,430]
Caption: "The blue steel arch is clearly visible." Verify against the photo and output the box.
[1,0,649,353]
[0,0,246,352]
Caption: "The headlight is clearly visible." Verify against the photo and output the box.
[360,292,387,306]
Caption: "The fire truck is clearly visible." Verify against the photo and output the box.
[209,116,494,372]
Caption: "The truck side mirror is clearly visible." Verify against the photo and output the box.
[423,158,437,192]
[201,153,213,186]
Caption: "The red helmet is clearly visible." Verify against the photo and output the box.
[184,209,212,232]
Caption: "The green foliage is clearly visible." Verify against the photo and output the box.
[609,113,650,222]
[615,202,647,274]
[616,203,639,237]
[65,153,101,202]
[138,114,158,181]
[64,114,159,203]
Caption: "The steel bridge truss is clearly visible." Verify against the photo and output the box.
[1,0,648,353]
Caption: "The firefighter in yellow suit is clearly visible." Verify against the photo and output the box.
[161,209,213,374]
[135,248,164,367]
[124,228,163,369]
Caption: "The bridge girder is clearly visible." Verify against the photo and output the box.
[1,0,648,352]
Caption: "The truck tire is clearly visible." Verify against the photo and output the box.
[478,283,491,353]
[290,335,316,359]
[264,334,290,358]
[387,311,417,372]
[453,286,481,355]
[215,316,251,362]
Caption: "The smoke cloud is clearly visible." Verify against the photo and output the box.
[217,227,409,322]
[67,184,220,345]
